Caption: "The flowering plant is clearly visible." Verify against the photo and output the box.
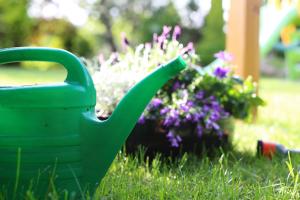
[87,26,265,148]
[139,51,264,147]
[86,25,197,116]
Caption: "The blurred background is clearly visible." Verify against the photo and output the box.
[0,0,227,65]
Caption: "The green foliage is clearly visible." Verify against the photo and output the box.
[189,71,265,120]
[111,3,182,46]
[0,0,32,47]
[196,0,225,65]
[90,0,201,52]
[134,3,181,43]
[30,19,94,58]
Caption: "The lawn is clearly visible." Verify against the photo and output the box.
[96,78,300,199]
[0,67,300,199]
[0,66,66,86]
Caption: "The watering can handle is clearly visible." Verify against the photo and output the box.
[0,47,92,88]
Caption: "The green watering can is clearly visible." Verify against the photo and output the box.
[0,47,186,194]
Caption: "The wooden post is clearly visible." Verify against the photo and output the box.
[226,0,261,83]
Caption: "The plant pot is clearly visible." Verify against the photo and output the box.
[125,117,234,158]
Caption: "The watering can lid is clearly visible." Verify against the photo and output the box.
[0,47,96,108]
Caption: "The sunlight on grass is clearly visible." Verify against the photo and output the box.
[98,77,300,199]
[0,67,66,86]
[234,78,300,153]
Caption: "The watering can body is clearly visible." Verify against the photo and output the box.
[0,47,186,194]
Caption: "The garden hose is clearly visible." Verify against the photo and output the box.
[257,140,300,159]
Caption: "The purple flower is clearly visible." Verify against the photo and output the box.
[210,101,221,112]
[205,119,213,129]
[170,109,180,118]
[209,96,216,101]
[196,124,203,137]
[166,131,181,147]
[163,116,174,127]
[180,104,190,112]
[171,109,180,127]
[193,112,204,122]
[176,135,182,143]
[181,42,194,54]
[167,131,174,138]
[163,109,180,127]
[203,105,210,112]
[213,67,230,79]
[186,100,194,107]
[158,35,166,49]
[211,100,219,107]
[138,115,145,124]
[161,25,172,37]
[171,139,179,147]
[153,33,158,43]
[121,32,130,48]
[195,91,205,100]
[151,98,162,108]
[180,100,194,113]
[185,113,193,121]
[172,81,181,91]
[160,107,170,115]
[174,120,180,127]
[214,51,234,62]
[156,25,172,49]
[210,111,221,122]
[172,25,181,41]
[205,118,220,131]
[212,122,220,130]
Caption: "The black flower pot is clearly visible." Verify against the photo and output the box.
[125,119,233,158]
[97,116,233,158]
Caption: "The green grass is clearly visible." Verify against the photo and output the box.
[235,78,300,152]
[1,67,300,199]
[0,66,66,86]
[96,78,300,199]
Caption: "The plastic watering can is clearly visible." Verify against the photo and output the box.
[0,47,186,194]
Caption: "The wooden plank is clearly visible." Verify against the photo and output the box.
[226,0,261,84]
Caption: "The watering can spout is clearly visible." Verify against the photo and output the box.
[107,56,186,138]
[82,56,186,187]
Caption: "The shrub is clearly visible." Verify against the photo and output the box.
[196,0,225,65]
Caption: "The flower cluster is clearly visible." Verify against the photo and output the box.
[86,25,198,116]
[141,91,230,147]
[138,46,264,147]
[139,58,233,147]
[87,25,264,147]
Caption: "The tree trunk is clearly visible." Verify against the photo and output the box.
[98,0,118,52]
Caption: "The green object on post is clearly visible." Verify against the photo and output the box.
[0,47,186,195]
